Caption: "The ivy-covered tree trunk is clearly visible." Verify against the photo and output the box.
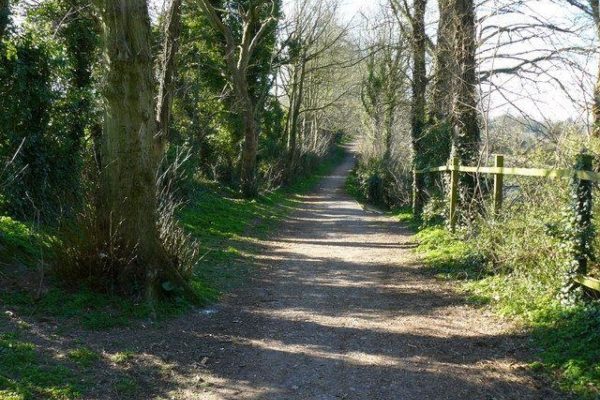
[592,2,600,137]
[428,0,453,168]
[452,0,480,204]
[60,0,100,179]
[561,153,595,303]
[96,0,169,299]
[411,0,428,217]
[430,0,453,124]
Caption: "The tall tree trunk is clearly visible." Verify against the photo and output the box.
[285,58,306,180]
[427,0,454,192]
[236,71,259,197]
[411,0,428,217]
[452,0,481,205]
[156,0,182,155]
[240,96,258,198]
[430,0,453,123]
[0,0,9,40]
[591,1,600,137]
[97,0,169,299]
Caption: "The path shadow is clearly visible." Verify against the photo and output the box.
[0,150,569,400]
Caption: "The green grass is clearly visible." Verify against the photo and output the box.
[414,226,486,281]
[0,332,80,400]
[66,347,99,367]
[113,377,139,398]
[0,287,187,330]
[110,351,135,364]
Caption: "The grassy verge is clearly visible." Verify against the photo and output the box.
[397,216,600,399]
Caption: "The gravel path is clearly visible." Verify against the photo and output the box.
[69,148,566,399]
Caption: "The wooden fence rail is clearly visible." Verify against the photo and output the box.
[415,154,600,295]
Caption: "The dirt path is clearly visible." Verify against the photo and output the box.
[81,148,565,399]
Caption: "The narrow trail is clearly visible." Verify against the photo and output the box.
[90,147,565,399]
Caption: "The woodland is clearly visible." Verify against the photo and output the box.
[1,0,600,398]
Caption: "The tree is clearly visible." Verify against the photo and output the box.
[360,11,408,166]
[280,0,349,178]
[452,0,481,202]
[197,0,279,197]
[430,0,453,124]
[560,0,600,136]
[426,0,453,170]
[156,0,183,156]
[0,0,8,40]
[95,0,193,301]
[390,0,428,216]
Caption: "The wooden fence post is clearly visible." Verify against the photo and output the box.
[449,156,460,231]
[493,154,504,215]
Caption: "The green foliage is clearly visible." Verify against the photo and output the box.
[415,226,485,280]
[349,158,406,209]
[531,305,600,398]
[0,1,100,221]
[0,333,80,399]
[176,0,285,188]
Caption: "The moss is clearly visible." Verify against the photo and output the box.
[0,216,56,263]
[66,347,99,367]
[0,333,80,400]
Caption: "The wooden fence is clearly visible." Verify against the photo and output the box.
[415,153,600,295]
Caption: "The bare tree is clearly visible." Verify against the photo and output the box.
[361,10,408,165]
[559,0,600,136]
[279,0,353,178]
